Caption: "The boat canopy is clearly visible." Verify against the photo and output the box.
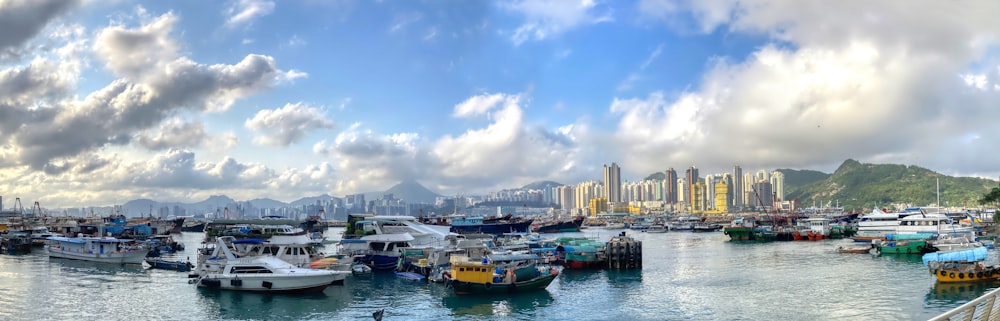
[922,247,988,266]
[886,233,935,241]
[490,253,541,262]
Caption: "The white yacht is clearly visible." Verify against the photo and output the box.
[895,208,974,238]
[194,236,349,293]
[853,208,905,241]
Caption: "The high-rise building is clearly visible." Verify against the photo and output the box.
[664,168,678,204]
[714,180,730,213]
[686,166,699,211]
[603,162,622,204]
[732,165,744,210]
[770,171,785,201]
[754,180,773,209]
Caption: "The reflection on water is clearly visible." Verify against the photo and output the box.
[441,290,555,319]
[926,281,1000,307]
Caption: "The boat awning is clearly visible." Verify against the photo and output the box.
[490,253,541,262]
[922,247,988,266]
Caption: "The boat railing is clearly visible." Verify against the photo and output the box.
[929,286,1000,321]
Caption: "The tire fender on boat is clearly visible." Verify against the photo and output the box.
[940,270,947,277]
[977,272,984,278]
[968,272,975,279]
[484,282,492,291]
[950,272,957,279]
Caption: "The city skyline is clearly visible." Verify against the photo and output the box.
[2,1,1000,208]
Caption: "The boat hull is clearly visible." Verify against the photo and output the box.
[877,240,928,254]
[533,217,584,233]
[934,268,1000,283]
[451,220,533,235]
[448,272,558,295]
[46,247,146,264]
[198,272,346,293]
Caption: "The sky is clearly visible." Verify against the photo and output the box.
[1,0,1000,208]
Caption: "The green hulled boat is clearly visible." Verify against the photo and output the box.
[877,240,929,254]
[723,217,775,242]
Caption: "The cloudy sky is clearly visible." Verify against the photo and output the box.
[1,0,999,207]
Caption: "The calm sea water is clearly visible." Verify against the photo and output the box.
[0,228,994,321]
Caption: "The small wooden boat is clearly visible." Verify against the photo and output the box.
[146,257,194,272]
[836,246,873,254]
[444,254,559,295]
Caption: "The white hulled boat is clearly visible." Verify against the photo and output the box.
[853,208,905,241]
[194,236,348,293]
[45,235,147,264]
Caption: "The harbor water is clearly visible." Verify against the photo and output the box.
[0,228,994,321]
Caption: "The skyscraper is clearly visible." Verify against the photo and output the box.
[770,171,785,201]
[733,165,744,210]
[603,162,622,204]
[686,166,699,211]
[665,168,678,204]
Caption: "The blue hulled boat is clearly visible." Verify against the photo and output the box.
[449,215,533,235]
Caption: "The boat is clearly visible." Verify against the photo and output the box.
[837,245,874,254]
[723,217,775,242]
[1,232,31,253]
[145,257,194,271]
[450,215,533,235]
[531,216,584,233]
[443,254,559,295]
[194,236,349,293]
[923,247,999,282]
[45,235,148,264]
[851,208,905,242]
[692,224,722,232]
[646,224,668,233]
[338,215,458,271]
[896,208,975,238]
[669,216,700,231]
[876,239,930,254]
[27,226,61,246]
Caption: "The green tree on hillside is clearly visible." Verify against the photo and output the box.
[979,187,1000,233]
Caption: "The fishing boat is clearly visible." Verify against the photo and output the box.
[145,257,194,271]
[1,232,31,253]
[443,254,559,295]
[923,247,999,282]
[194,236,349,293]
[45,235,148,264]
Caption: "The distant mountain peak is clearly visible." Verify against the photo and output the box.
[385,180,441,204]
[521,181,563,190]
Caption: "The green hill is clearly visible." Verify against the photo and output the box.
[784,159,995,210]
[775,168,830,190]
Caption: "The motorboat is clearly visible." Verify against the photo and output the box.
[194,236,349,292]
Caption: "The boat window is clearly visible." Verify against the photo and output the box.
[231,266,273,274]
[370,242,385,251]
[285,247,293,255]
[460,267,466,272]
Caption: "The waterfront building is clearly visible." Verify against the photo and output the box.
[574,181,601,214]
[753,180,773,209]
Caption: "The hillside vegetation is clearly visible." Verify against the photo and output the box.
[785,159,996,209]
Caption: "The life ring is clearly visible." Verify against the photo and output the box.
[951,272,957,278]
[484,282,492,291]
